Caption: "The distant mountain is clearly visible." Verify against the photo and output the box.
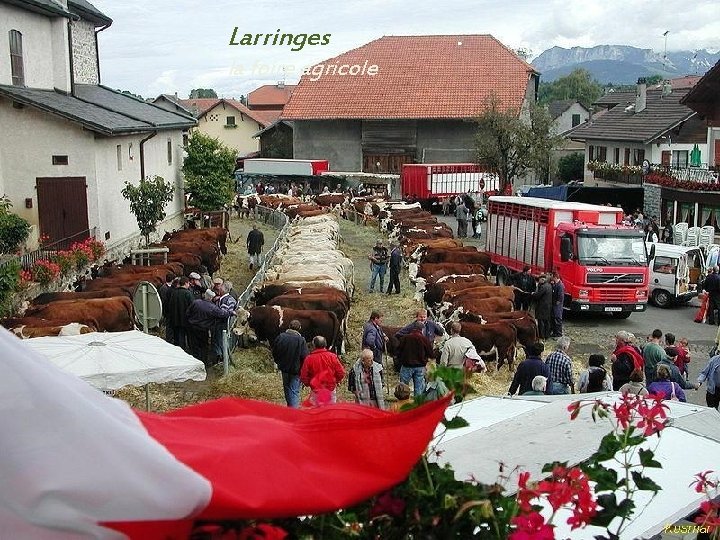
[532,45,720,84]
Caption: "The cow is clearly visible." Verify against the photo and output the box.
[236,305,341,351]
[2,315,100,332]
[164,227,229,255]
[459,310,539,348]
[443,296,514,317]
[402,238,464,258]
[253,284,350,308]
[31,287,133,306]
[268,293,350,351]
[82,273,165,292]
[415,263,486,281]
[98,262,184,278]
[446,285,517,303]
[415,247,492,268]
[12,322,96,339]
[23,296,134,332]
[163,239,221,275]
[450,320,518,370]
[314,194,347,207]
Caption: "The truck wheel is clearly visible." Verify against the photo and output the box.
[651,289,671,308]
[496,266,510,286]
[611,311,632,319]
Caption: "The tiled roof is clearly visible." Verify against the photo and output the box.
[178,98,221,116]
[251,109,282,125]
[594,91,636,108]
[0,84,196,135]
[670,75,701,90]
[681,60,720,109]
[67,0,112,26]
[195,99,268,127]
[282,35,536,120]
[548,99,576,119]
[3,0,71,18]
[247,84,296,107]
[570,88,695,144]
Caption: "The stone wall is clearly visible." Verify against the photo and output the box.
[70,20,99,84]
[644,184,661,219]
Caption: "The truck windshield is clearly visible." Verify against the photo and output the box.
[577,234,648,266]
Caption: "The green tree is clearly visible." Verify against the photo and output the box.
[117,89,144,101]
[538,68,603,109]
[121,175,175,246]
[645,74,664,85]
[475,95,562,191]
[182,132,236,211]
[557,152,585,183]
[189,88,218,99]
[0,196,30,254]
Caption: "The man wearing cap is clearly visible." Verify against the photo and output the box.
[186,289,235,366]
[368,239,389,293]
[166,276,194,351]
[532,274,553,340]
[247,224,264,270]
[188,272,206,300]
[211,277,224,299]
[386,240,403,294]
[514,265,536,311]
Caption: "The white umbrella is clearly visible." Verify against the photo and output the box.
[26,330,206,391]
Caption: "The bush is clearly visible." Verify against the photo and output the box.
[70,241,93,270]
[557,153,585,183]
[0,258,21,316]
[52,250,75,276]
[30,259,60,286]
[0,196,31,254]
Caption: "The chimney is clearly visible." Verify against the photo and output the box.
[662,80,672,97]
[277,81,285,89]
[635,78,647,113]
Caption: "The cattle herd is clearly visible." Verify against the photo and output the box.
[3,189,539,376]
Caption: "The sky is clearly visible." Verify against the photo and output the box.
[91,0,720,99]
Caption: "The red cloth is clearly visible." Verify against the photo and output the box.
[106,396,450,538]
[299,347,345,390]
[615,345,644,372]
[695,294,708,323]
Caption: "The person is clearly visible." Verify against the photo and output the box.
[225,280,239,302]
[610,331,644,390]
[158,272,176,343]
[348,349,385,409]
[550,273,564,337]
[514,266,536,311]
[361,311,387,365]
[704,266,720,325]
[246,224,264,270]
[391,383,413,412]
[532,275,553,340]
[271,320,309,408]
[211,277,224,299]
[522,375,547,396]
[644,223,659,243]
[188,272,206,300]
[544,336,575,394]
[165,276,194,351]
[422,361,449,401]
[368,239,389,293]
[455,199,468,238]
[396,321,435,397]
[658,349,697,391]
[648,364,686,402]
[299,336,345,405]
[396,309,445,344]
[578,354,613,393]
[661,224,674,244]
[509,342,551,396]
[675,337,691,379]
[619,369,649,396]
[386,241,402,295]
[442,197,450,216]
[697,353,720,409]
[440,322,484,371]
[186,289,235,366]
[473,207,483,238]
[643,329,668,385]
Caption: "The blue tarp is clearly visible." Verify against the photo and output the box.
[525,185,569,201]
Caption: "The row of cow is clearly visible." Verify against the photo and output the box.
[1,227,229,339]
[234,213,353,353]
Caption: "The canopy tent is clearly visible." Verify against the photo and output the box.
[432,394,720,539]
[25,330,206,390]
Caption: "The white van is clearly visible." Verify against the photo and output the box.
[646,243,706,307]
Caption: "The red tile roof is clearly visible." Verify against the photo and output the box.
[282,35,537,120]
[181,98,268,127]
[247,84,296,107]
[178,98,221,115]
[251,109,282,124]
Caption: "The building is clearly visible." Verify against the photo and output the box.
[281,35,539,174]
[247,82,295,125]
[178,97,267,157]
[152,93,194,117]
[547,100,591,181]
[0,0,196,253]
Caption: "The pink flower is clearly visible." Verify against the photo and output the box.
[509,512,554,540]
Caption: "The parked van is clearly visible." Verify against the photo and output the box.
[646,243,706,307]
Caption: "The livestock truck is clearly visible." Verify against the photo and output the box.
[242,158,329,176]
[486,196,652,318]
[401,164,499,212]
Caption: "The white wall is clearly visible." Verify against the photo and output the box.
[70,19,99,85]
[554,103,589,135]
[195,103,262,155]
[0,4,68,90]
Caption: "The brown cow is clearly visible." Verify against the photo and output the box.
[447,285,516,303]
[417,263,486,280]
[423,278,491,306]
[253,284,350,309]
[459,311,539,348]
[163,239,220,275]
[12,322,96,339]
[451,296,514,315]
[237,305,341,351]
[418,248,491,268]
[451,320,518,370]
[82,273,165,292]
[314,194,346,207]
[31,287,133,306]
[99,262,183,277]
[402,238,464,258]
[2,316,100,331]
[23,296,134,332]
[164,227,229,254]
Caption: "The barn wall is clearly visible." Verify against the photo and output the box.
[293,120,361,171]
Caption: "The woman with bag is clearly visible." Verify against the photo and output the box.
[648,364,686,402]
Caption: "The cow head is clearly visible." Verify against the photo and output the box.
[409,245,426,261]
[235,307,250,325]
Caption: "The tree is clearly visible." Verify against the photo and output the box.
[537,68,603,109]
[121,175,175,247]
[189,88,218,99]
[557,152,585,183]
[475,95,562,192]
[0,196,30,254]
[182,132,236,211]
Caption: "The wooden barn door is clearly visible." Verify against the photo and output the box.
[36,177,89,245]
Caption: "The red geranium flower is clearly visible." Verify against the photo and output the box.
[370,490,406,518]
[509,511,554,540]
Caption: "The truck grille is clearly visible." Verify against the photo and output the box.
[587,273,644,284]
[595,289,633,302]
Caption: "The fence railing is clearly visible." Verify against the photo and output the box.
[19,228,96,270]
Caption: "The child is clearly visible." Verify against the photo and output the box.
[675,337,691,379]
[391,383,413,412]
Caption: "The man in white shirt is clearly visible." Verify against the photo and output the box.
[440,322,483,370]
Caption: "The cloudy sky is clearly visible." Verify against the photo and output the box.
[91,0,720,99]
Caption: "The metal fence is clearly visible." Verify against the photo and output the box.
[19,228,97,270]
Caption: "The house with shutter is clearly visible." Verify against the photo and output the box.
[281,35,539,174]
[0,0,196,253]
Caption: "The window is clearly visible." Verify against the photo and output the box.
[699,204,720,233]
[182,131,189,147]
[9,30,24,86]
[672,150,689,168]
[225,116,237,128]
[116,144,122,171]
[633,148,645,166]
[624,148,631,165]
[588,145,594,161]
[167,138,173,165]
[653,256,675,274]
[572,114,581,127]
[597,146,607,162]
[661,151,671,166]
[52,155,68,165]
[678,201,695,226]
[614,148,620,164]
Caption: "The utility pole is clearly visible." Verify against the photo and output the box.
[663,30,669,66]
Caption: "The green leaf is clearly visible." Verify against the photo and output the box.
[442,417,469,430]
[631,471,661,493]
[594,433,622,462]
[592,494,635,527]
[583,463,620,492]
[638,448,662,469]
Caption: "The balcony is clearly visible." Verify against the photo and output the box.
[644,164,720,191]
[587,161,643,185]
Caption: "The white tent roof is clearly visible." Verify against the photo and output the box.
[26,330,206,390]
[432,394,720,539]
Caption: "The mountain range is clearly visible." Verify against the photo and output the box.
[531,45,720,84]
